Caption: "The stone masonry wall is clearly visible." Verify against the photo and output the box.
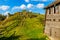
[45,4,60,40]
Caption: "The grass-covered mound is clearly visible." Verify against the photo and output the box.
[0,11,49,40]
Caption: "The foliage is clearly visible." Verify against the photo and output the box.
[0,11,49,40]
[0,14,6,21]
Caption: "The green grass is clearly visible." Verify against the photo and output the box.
[0,13,49,40]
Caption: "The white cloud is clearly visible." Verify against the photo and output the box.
[4,11,9,15]
[0,5,10,11]
[20,4,26,9]
[37,4,44,8]
[42,0,47,1]
[12,4,26,11]
[25,0,29,2]
[27,4,33,9]
[12,6,20,10]
[12,3,44,11]
[29,10,32,12]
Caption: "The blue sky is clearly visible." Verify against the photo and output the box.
[0,0,55,15]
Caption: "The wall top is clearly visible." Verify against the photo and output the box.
[44,0,60,9]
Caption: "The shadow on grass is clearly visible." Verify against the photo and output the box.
[0,35,20,40]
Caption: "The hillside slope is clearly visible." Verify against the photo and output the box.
[0,12,49,40]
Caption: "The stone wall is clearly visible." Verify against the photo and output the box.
[45,3,60,40]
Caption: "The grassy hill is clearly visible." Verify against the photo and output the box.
[0,11,49,40]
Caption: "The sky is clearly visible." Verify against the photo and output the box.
[0,0,55,15]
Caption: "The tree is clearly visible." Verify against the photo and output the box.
[0,14,6,21]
